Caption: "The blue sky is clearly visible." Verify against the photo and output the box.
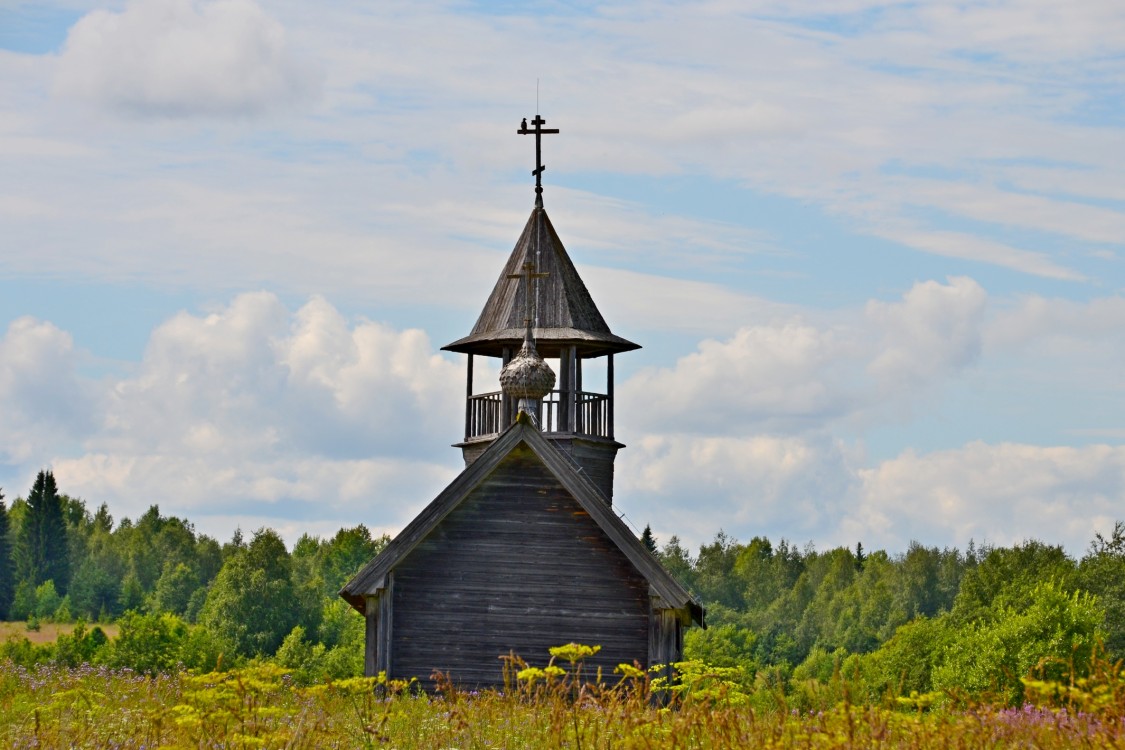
[1,0,1124,555]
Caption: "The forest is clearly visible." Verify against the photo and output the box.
[2,467,1124,708]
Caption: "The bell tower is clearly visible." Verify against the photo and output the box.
[442,115,640,503]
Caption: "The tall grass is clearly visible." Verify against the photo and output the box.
[2,647,1123,748]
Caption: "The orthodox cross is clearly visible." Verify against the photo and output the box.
[518,115,559,207]
[507,260,549,330]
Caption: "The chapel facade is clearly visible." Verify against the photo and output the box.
[341,116,703,687]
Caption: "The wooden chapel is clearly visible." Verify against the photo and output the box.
[341,116,703,687]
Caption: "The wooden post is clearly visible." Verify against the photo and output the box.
[570,346,578,432]
[365,596,378,677]
[501,347,512,430]
[575,356,583,434]
[607,353,614,439]
[558,347,571,432]
[376,572,394,677]
[648,598,682,703]
[465,354,474,440]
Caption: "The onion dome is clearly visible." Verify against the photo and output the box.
[500,328,556,402]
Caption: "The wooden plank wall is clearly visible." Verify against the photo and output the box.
[388,444,650,688]
[648,606,684,689]
[565,439,617,504]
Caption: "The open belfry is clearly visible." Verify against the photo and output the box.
[341,116,703,687]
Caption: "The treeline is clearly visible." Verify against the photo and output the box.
[4,469,1125,703]
[0,470,387,680]
[653,526,1125,704]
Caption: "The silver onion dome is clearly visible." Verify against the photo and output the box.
[500,329,555,403]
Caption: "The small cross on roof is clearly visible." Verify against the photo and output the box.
[518,115,559,207]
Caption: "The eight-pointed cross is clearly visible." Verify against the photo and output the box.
[507,260,549,329]
[518,115,559,207]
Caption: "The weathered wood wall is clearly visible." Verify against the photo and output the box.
[558,438,617,504]
[462,436,618,504]
[385,443,650,687]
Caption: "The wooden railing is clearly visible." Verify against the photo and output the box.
[465,390,612,440]
[465,391,503,439]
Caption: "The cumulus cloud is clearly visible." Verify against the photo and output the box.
[851,442,1125,553]
[0,293,464,538]
[620,277,986,435]
[54,0,320,117]
[618,433,860,547]
[866,276,986,387]
[0,317,95,464]
[618,435,1125,556]
[612,278,1122,554]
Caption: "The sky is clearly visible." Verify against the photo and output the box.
[1,0,1123,557]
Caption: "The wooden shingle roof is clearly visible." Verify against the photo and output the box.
[442,207,640,359]
[340,411,703,624]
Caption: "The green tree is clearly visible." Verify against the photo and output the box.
[933,581,1102,704]
[10,579,35,621]
[199,528,297,657]
[54,622,109,667]
[657,535,696,590]
[318,525,387,594]
[148,562,201,616]
[684,622,758,676]
[0,490,12,618]
[118,571,145,613]
[1079,521,1125,659]
[15,471,71,595]
[105,610,190,675]
[857,615,953,698]
[695,531,744,610]
[68,562,119,621]
[640,525,657,554]
[951,540,1077,625]
[33,580,61,620]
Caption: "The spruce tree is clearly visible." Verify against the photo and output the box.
[0,490,12,619]
[15,470,71,595]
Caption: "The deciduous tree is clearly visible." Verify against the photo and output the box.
[199,528,297,657]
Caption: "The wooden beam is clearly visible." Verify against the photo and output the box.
[376,573,394,677]
[575,357,583,434]
[501,347,512,430]
[464,354,474,440]
[607,353,614,439]
[365,596,378,677]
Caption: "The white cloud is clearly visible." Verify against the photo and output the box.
[852,442,1125,553]
[612,281,1125,554]
[0,284,1121,554]
[619,435,1125,556]
[619,277,986,435]
[0,293,465,539]
[870,227,1085,282]
[0,317,95,465]
[617,433,859,547]
[987,294,1125,354]
[54,0,320,117]
[866,276,986,387]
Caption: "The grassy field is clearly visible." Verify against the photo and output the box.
[1,659,1124,749]
[0,621,119,645]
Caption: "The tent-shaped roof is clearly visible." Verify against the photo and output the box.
[341,411,703,624]
[442,207,640,359]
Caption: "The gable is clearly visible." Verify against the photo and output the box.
[389,443,652,683]
[341,414,702,625]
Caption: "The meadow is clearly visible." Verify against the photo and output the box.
[0,622,119,645]
[2,648,1125,749]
